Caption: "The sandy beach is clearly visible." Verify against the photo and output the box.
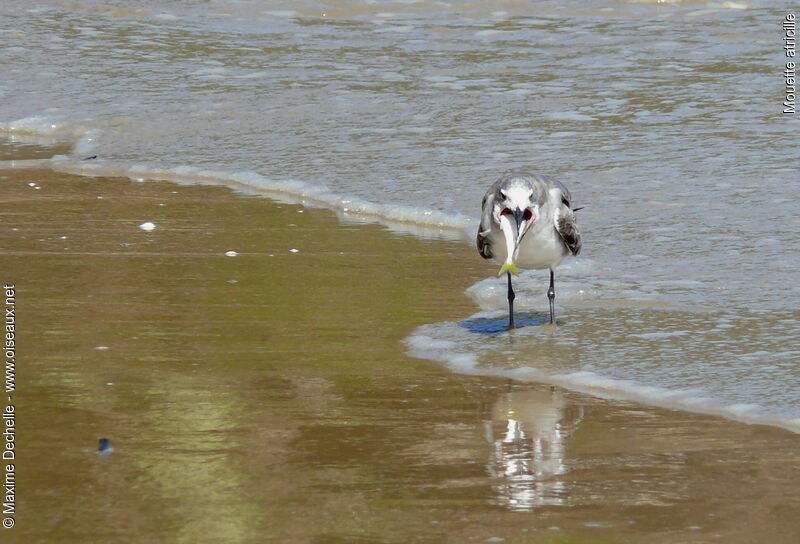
[2,167,798,543]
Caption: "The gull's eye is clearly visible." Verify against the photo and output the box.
[499,190,507,200]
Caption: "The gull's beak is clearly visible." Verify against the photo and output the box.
[513,208,526,247]
[513,207,536,249]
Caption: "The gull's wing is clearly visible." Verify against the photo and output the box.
[541,176,581,256]
[554,202,581,256]
[476,190,495,260]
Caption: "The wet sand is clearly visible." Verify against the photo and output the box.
[4,168,800,543]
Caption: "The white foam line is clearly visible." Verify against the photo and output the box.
[405,326,800,435]
[47,159,473,240]
[1,116,472,240]
[0,116,100,154]
[0,159,52,169]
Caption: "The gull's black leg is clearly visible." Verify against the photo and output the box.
[547,269,556,325]
[507,271,515,330]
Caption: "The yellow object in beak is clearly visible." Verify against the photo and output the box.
[497,262,520,276]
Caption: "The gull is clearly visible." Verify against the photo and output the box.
[477,169,582,329]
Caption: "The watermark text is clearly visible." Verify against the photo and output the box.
[3,284,15,530]
[784,13,796,113]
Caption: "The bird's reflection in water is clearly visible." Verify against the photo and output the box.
[485,387,583,511]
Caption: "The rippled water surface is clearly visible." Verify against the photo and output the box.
[1,0,798,428]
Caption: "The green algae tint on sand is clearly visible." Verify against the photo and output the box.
[4,168,800,543]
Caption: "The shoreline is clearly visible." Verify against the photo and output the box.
[16,155,799,434]
[21,154,797,434]
[6,167,800,543]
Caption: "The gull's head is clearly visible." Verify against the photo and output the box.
[493,179,541,256]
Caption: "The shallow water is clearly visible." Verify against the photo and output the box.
[1,1,799,428]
